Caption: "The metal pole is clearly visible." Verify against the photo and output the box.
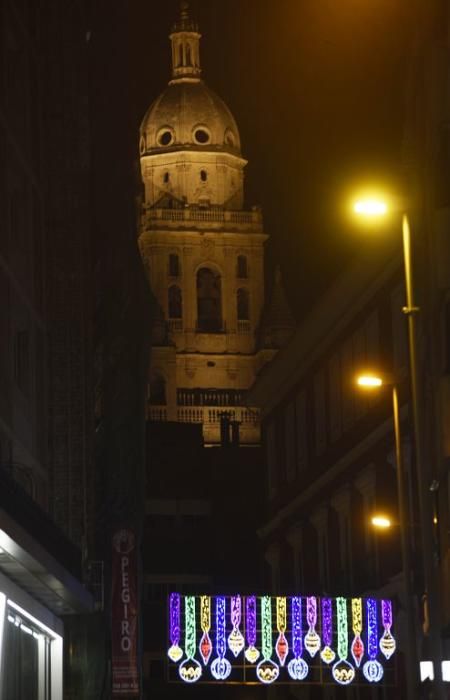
[392,384,419,700]
[402,213,443,695]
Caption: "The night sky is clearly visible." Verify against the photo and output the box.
[125,0,414,318]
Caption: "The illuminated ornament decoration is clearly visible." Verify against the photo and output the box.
[350,598,365,667]
[363,598,384,683]
[379,599,396,660]
[320,597,335,665]
[168,592,184,663]
[228,595,245,657]
[211,596,231,680]
[245,596,260,664]
[332,597,355,686]
[256,596,280,684]
[199,596,213,665]
[179,596,202,683]
[275,597,289,666]
[304,596,321,658]
[287,596,309,681]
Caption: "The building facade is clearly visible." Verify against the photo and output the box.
[138,3,293,446]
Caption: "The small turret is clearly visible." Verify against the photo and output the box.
[169,1,202,82]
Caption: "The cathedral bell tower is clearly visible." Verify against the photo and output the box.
[138,3,275,445]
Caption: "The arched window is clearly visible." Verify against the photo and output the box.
[237,288,249,320]
[186,44,192,66]
[237,255,248,278]
[169,253,180,277]
[200,169,207,182]
[179,44,183,67]
[168,285,182,319]
[197,267,222,332]
[148,373,166,405]
[163,171,170,184]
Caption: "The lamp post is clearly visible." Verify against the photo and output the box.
[357,374,419,700]
[353,199,444,697]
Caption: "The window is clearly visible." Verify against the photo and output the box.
[237,255,247,278]
[149,374,166,405]
[14,330,30,395]
[200,169,207,182]
[285,401,296,482]
[163,171,170,184]
[295,391,308,472]
[168,285,182,319]
[168,253,180,277]
[391,284,408,370]
[194,128,210,144]
[266,422,277,499]
[314,370,327,455]
[236,288,249,321]
[196,268,222,332]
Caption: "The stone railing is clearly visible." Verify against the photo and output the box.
[148,405,260,426]
[168,319,183,333]
[177,388,244,407]
[237,320,251,334]
[142,206,263,231]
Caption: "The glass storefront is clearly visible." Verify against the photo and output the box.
[0,592,63,699]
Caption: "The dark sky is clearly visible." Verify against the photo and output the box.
[125,0,414,317]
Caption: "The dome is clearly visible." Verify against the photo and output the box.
[140,80,242,157]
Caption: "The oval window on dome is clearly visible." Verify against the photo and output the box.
[139,135,146,154]
[194,128,210,144]
[224,129,235,148]
[157,128,174,147]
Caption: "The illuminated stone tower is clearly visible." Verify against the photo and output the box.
[138,2,293,444]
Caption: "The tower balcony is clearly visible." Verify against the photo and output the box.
[147,396,260,445]
[141,205,263,233]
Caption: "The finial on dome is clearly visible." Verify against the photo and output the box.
[169,1,202,82]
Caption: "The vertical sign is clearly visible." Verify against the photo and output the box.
[112,529,139,695]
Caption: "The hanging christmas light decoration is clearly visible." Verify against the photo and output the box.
[304,596,321,657]
[331,597,355,685]
[245,596,260,664]
[199,595,213,665]
[168,593,395,686]
[228,595,245,657]
[320,597,335,664]
[350,598,364,667]
[211,596,232,680]
[275,597,289,665]
[379,599,396,660]
[362,598,384,683]
[287,596,309,680]
[179,596,202,683]
[168,592,184,663]
[256,596,280,684]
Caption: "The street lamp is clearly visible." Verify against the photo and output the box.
[353,198,444,697]
[371,514,392,530]
[357,373,419,700]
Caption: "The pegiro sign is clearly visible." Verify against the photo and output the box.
[112,529,139,696]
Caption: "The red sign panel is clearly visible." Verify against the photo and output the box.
[112,529,139,696]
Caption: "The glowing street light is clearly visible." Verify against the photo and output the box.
[371,515,392,530]
[353,199,388,217]
[356,374,383,388]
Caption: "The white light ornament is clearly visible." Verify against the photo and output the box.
[210,596,231,681]
[304,596,321,658]
[228,595,245,657]
[362,598,384,683]
[332,597,355,686]
[179,596,202,683]
[256,596,280,684]
[287,596,309,681]
[379,599,396,660]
